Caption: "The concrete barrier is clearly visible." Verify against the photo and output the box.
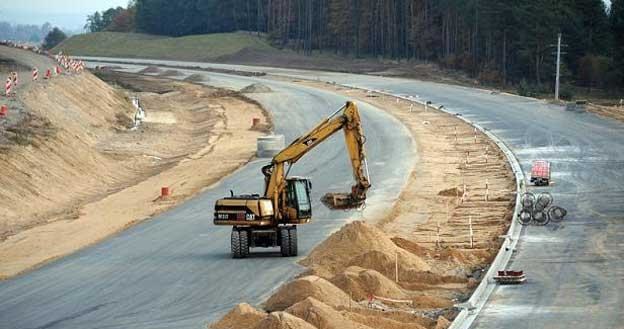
[257,135,285,158]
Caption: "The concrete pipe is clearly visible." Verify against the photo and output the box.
[257,135,285,158]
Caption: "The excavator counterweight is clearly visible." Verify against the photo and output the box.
[213,101,371,258]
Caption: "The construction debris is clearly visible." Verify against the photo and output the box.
[240,83,272,93]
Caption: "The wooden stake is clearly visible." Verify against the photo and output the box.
[395,251,399,283]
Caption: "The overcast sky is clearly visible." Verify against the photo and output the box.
[0,0,615,32]
[0,0,129,31]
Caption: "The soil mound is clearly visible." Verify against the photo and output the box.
[411,295,453,309]
[346,308,434,328]
[240,83,272,93]
[138,66,161,74]
[254,312,317,329]
[330,266,406,301]
[437,187,463,197]
[301,221,430,278]
[434,316,451,329]
[184,73,206,82]
[286,297,371,329]
[264,275,354,312]
[345,312,427,329]
[211,303,266,329]
[158,69,182,77]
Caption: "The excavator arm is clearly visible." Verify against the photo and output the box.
[263,101,371,217]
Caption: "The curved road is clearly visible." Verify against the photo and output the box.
[2,55,623,329]
[87,58,624,328]
[0,64,414,328]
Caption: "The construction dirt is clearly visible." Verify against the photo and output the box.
[0,48,269,279]
[587,103,624,123]
[240,83,273,94]
[210,80,515,329]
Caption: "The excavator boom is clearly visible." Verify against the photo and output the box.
[263,101,371,211]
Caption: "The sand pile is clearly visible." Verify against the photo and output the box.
[347,308,434,328]
[301,221,431,278]
[434,316,451,329]
[264,275,354,312]
[138,66,161,74]
[286,297,371,329]
[411,295,453,309]
[437,187,463,197]
[184,73,206,82]
[254,312,317,329]
[240,83,272,93]
[330,266,407,301]
[158,69,182,77]
[345,311,427,329]
[211,303,266,329]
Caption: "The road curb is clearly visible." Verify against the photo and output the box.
[335,84,525,329]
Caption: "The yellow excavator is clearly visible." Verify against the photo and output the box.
[213,101,371,258]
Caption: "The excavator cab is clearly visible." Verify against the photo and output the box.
[285,177,312,220]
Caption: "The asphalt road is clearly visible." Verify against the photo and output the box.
[0,64,414,328]
[85,57,624,328]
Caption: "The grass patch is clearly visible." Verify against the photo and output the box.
[54,31,276,62]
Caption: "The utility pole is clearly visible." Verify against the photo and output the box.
[555,33,562,101]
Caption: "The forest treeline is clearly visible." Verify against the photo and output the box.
[87,0,624,92]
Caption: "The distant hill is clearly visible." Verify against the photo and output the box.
[54,31,277,62]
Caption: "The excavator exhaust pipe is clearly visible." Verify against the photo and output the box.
[321,192,365,210]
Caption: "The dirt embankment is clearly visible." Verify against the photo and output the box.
[0,62,269,279]
[210,82,515,329]
[587,103,624,123]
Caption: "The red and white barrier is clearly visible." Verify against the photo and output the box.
[5,78,12,97]
[11,72,18,87]
[55,66,62,75]
[32,68,38,81]
[44,69,51,80]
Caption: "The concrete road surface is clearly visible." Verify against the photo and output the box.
[0,65,414,328]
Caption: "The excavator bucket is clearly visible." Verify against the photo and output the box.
[321,192,365,210]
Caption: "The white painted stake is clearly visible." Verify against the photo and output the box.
[469,215,474,248]
[409,104,414,112]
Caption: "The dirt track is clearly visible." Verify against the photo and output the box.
[210,81,515,329]
[0,51,269,279]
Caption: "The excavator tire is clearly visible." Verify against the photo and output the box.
[280,227,290,257]
[231,229,242,258]
[239,230,250,258]
[288,227,298,256]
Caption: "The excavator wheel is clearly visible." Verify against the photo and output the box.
[280,226,298,257]
[239,230,250,257]
[280,227,290,257]
[288,226,298,256]
[231,228,250,258]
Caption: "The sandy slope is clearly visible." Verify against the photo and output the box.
[0,58,268,279]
